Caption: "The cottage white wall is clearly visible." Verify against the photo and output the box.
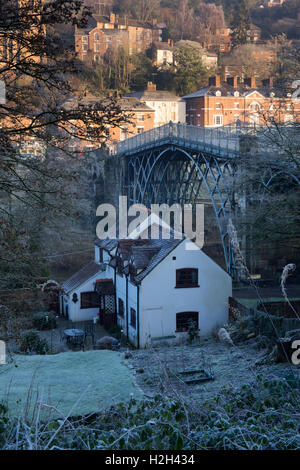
[61,273,101,322]
[115,272,138,346]
[60,246,115,322]
[139,240,232,347]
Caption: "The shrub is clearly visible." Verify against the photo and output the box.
[32,313,57,331]
[20,332,49,355]
[187,320,200,344]
[0,404,8,447]
[107,324,122,340]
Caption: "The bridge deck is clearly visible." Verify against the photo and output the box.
[115,122,241,158]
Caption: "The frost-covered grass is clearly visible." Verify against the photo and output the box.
[0,351,142,420]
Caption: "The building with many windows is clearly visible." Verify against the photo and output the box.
[183,76,300,127]
[75,12,165,63]
[127,82,186,128]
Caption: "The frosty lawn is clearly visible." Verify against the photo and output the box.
[0,350,142,420]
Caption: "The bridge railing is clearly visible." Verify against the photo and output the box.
[115,122,241,157]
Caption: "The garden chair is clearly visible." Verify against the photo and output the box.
[59,329,67,343]
[71,334,85,350]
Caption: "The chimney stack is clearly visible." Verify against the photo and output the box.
[226,76,238,88]
[209,76,221,87]
[147,82,157,92]
[244,77,256,88]
[262,77,274,88]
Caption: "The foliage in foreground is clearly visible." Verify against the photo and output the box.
[1,376,300,450]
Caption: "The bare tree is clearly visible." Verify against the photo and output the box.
[0,1,126,294]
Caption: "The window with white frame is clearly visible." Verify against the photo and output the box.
[216,102,221,109]
[234,102,239,109]
[213,115,223,126]
[137,114,144,122]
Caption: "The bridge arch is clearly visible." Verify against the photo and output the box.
[127,145,236,274]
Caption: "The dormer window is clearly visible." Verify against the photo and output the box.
[270,92,275,98]
[215,90,221,97]
[234,91,240,97]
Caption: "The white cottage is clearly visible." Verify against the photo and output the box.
[60,216,232,348]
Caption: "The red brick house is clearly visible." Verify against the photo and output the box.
[75,12,165,62]
[183,76,300,127]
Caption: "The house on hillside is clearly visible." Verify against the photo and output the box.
[127,82,186,127]
[60,214,232,348]
[75,12,166,63]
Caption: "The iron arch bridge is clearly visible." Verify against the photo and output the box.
[115,122,300,277]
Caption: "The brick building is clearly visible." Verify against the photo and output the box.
[63,93,155,152]
[75,12,165,62]
[183,76,300,128]
[127,82,186,128]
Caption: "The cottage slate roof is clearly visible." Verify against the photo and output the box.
[131,246,161,270]
[61,261,101,294]
[134,237,183,283]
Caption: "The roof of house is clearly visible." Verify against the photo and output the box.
[62,94,154,113]
[61,261,101,294]
[127,90,182,102]
[117,97,154,112]
[93,14,160,30]
[183,84,288,99]
[95,214,185,283]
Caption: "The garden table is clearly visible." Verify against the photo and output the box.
[64,329,84,345]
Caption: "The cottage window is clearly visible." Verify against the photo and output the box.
[216,103,221,109]
[80,292,100,309]
[118,298,124,317]
[130,308,136,329]
[234,102,239,109]
[137,114,144,122]
[176,268,198,288]
[176,312,198,332]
